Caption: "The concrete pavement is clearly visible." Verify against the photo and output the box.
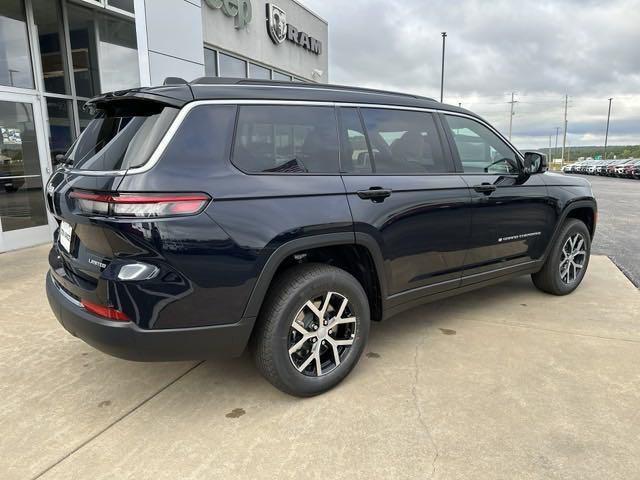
[1,245,639,480]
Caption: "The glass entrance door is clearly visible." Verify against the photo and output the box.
[0,93,52,252]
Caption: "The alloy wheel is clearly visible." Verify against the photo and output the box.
[559,233,587,284]
[288,291,357,377]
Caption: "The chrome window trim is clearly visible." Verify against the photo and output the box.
[63,99,522,177]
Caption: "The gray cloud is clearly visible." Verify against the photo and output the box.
[305,0,640,149]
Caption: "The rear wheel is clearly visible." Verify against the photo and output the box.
[532,218,591,295]
[252,263,370,397]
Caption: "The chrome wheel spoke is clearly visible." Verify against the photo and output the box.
[333,316,357,326]
[297,349,316,372]
[331,338,355,347]
[314,351,323,376]
[304,300,323,320]
[330,340,341,367]
[291,321,310,336]
[289,336,310,355]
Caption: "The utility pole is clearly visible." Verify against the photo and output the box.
[554,127,560,161]
[604,97,613,160]
[561,94,568,164]
[549,134,553,163]
[440,32,447,103]
[508,92,518,141]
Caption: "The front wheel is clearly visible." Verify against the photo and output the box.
[532,218,591,295]
[252,263,370,397]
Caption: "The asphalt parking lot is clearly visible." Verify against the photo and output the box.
[583,174,640,287]
[1,242,639,479]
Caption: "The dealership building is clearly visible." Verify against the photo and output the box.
[0,0,329,252]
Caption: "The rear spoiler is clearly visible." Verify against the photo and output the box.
[84,85,194,115]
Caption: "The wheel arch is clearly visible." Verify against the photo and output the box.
[242,233,388,323]
[543,199,597,261]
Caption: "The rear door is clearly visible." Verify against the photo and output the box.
[440,113,554,283]
[339,106,472,306]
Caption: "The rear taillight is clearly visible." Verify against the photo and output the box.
[81,299,130,322]
[70,190,210,218]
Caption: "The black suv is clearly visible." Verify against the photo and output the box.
[45,79,597,396]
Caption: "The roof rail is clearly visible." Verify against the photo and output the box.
[189,77,437,102]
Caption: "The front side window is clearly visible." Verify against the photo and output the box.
[444,115,519,174]
[66,104,178,171]
[358,109,448,174]
[233,106,339,174]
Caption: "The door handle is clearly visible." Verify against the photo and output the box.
[356,187,392,203]
[473,183,497,195]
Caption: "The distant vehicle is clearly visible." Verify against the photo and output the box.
[620,159,640,178]
[613,159,637,177]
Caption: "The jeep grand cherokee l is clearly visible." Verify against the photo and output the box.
[45,79,597,397]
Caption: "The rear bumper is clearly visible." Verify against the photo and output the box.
[46,271,255,361]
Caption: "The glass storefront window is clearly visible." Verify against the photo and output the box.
[97,14,139,92]
[32,0,70,95]
[107,0,134,14]
[249,63,271,80]
[45,98,74,162]
[0,0,34,89]
[273,71,292,81]
[204,48,217,77]
[219,53,246,78]
[0,100,47,232]
[67,4,100,98]
[67,5,139,97]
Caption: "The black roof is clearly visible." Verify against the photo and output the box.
[87,77,474,117]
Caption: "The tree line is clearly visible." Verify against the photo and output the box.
[541,145,640,161]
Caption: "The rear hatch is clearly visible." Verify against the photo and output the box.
[47,86,194,315]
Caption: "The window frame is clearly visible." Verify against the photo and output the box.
[338,106,456,176]
[229,104,342,177]
[439,112,524,176]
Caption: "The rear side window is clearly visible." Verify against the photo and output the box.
[356,108,448,174]
[233,106,340,174]
[67,104,179,171]
[158,105,237,173]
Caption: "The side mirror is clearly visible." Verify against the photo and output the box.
[522,151,548,174]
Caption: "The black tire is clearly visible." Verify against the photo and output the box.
[532,218,591,295]
[252,263,370,397]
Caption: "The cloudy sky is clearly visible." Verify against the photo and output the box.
[305,0,640,150]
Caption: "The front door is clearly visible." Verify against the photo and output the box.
[339,107,472,306]
[0,92,53,252]
[440,113,555,282]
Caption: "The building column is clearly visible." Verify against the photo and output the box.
[134,0,205,87]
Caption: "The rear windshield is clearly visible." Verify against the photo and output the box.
[66,105,179,171]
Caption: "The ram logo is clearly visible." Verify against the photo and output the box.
[267,4,287,44]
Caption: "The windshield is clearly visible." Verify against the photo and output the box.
[66,105,179,171]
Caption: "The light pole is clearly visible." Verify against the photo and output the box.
[604,98,613,160]
[554,127,560,161]
[508,92,517,141]
[440,32,447,103]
